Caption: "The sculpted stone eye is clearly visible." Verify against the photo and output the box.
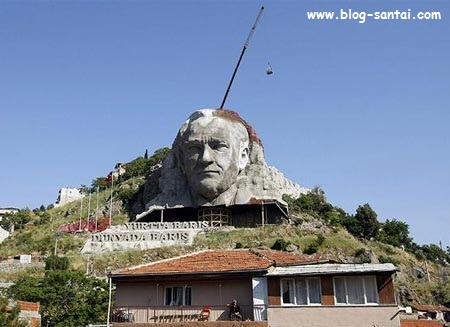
[212,143,228,151]
[187,145,201,153]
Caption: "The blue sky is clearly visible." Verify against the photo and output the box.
[1,1,449,247]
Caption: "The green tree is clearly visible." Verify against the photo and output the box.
[79,185,89,194]
[283,188,347,226]
[123,157,148,179]
[91,177,109,191]
[344,204,380,239]
[123,147,171,180]
[147,147,170,167]
[283,188,325,214]
[9,270,109,327]
[297,187,332,215]
[0,209,32,231]
[377,219,413,249]
[419,244,450,265]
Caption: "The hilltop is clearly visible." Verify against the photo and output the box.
[0,148,449,306]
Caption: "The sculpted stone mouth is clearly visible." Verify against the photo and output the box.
[197,170,220,175]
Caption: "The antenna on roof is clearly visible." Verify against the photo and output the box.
[219,6,265,109]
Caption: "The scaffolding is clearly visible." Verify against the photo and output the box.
[198,207,231,228]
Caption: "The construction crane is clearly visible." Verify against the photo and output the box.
[219,6,265,109]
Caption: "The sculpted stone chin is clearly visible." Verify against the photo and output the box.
[137,109,307,217]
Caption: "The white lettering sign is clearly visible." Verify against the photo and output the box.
[81,221,210,253]
[121,221,209,230]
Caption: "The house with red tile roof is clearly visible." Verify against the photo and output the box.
[110,249,400,327]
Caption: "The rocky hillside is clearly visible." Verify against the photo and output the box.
[0,149,449,306]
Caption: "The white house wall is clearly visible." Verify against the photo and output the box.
[268,305,400,327]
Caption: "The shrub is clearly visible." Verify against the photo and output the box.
[117,188,136,205]
[235,242,244,249]
[303,234,325,255]
[45,255,69,271]
[284,189,350,228]
[354,248,371,263]
[378,256,400,265]
[303,243,319,255]
[271,239,290,251]
[36,235,54,255]
[316,234,325,246]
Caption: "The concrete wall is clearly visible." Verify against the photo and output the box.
[113,322,267,327]
[0,227,10,243]
[54,187,84,207]
[268,305,400,327]
[116,278,253,307]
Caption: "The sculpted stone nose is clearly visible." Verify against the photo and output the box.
[200,144,214,164]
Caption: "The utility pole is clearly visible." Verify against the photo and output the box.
[95,185,99,233]
[87,190,92,231]
[106,267,112,327]
[109,174,114,228]
[54,232,60,256]
[261,201,265,228]
[78,197,84,231]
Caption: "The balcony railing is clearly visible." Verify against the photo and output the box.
[111,304,267,323]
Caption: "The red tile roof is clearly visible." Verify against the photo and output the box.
[410,304,450,312]
[6,301,40,313]
[256,249,322,266]
[17,301,40,312]
[113,249,322,276]
[400,320,443,327]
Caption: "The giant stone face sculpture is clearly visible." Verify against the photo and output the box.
[177,110,250,205]
[137,109,307,218]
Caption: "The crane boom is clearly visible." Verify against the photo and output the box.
[219,6,265,109]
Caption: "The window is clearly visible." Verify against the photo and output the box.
[281,278,321,305]
[334,276,378,305]
[282,279,295,304]
[164,286,192,306]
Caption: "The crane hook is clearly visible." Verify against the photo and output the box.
[266,62,273,75]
